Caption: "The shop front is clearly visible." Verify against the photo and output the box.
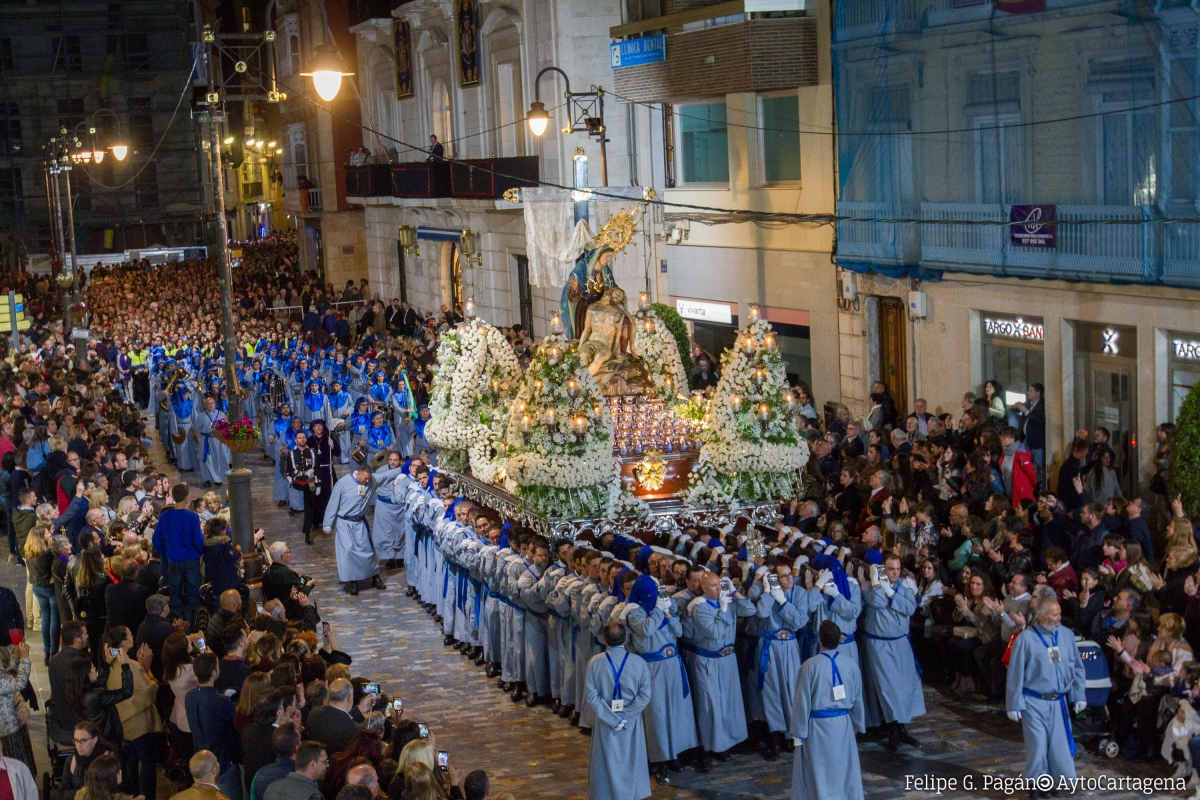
[673,297,812,388]
[1073,322,1138,497]
[979,313,1046,408]
[1168,332,1200,423]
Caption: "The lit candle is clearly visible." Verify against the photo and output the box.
[731,394,743,413]
[549,310,565,336]
[752,367,766,386]
[544,408,558,428]
[756,403,771,424]
[519,414,533,434]
[741,336,756,357]
[533,379,543,392]
[638,292,650,311]
[592,402,604,422]
[489,377,501,396]
[642,318,654,334]
[546,346,561,366]
[464,297,476,319]
[748,303,762,322]
[566,377,581,399]
[762,333,776,349]
[570,415,589,436]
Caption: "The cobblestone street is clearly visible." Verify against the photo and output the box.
[0,433,1182,799]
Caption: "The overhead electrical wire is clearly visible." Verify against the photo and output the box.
[272,75,1200,230]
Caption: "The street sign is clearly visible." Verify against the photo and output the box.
[610,35,666,69]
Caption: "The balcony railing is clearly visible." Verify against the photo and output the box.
[834,0,921,42]
[836,200,1188,286]
[300,187,322,213]
[836,201,920,265]
[345,157,540,202]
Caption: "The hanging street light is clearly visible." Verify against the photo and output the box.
[302,44,353,102]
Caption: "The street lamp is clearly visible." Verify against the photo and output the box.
[301,44,353,102]
[526,66,608,186]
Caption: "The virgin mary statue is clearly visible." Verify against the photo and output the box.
[560,245,616,340]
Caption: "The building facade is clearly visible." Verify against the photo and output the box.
[832,0,1200,493]
[0,0,204,256]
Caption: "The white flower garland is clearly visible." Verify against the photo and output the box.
[503,334,616,517]
[691,317,810,503]
[632,309,688,402]
[426,321,521,484]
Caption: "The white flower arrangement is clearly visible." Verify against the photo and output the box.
[605,462,651,520]
[688,316,810,504]
[426,320,520,484]
[503,334,616,518]
[632,309,688,402]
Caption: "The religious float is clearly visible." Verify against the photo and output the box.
[426,188,810,543]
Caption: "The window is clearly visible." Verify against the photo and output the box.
[286,123,308,187]
[679,103,728,184]
[1090,57,1159,206]
[1101,110,1157,205]
[125,34,150,72]
[623,0,661,24]
[56,98,85,137]
[52,35,82,72]
[128,96,154,150]
[241,162,262,200]
[662,102,675,188]
[1,38,12,70]
[135,161,158,209]
[495,61,521,157]
[967,71,1022,204]
[0,102,19,156]
[432,78,453,157]
[0,168,22,217]
[515,254,533,333]
[760,94,800,183]
[279,15,300,78]
[1168,56,1198,205]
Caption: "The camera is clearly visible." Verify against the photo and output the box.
[436,751,449,772]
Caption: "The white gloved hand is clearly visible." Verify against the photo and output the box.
[611,602,627,620]
[822,581,840,597]
[902,577,918,594]
[771,589,787,605]
[719,596,730,614]
[882,583,896,599]
[618,603,635,622]
[1007,711,1022,722]
[323,526,332,534]
[756,566,770,579]
[1073,701,1088,714]
[655,596,671,612]
[823,545,838,556]
[792,737,803,748]
[615,719,627,731]
[687,596,708,616]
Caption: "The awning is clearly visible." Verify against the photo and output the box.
[416,226,464,243]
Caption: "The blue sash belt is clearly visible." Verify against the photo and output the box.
[471,579,483,622]
[571,627,578,662]
[548,610,568,621]
[1022,688,1076,757]
[457,569,468,612]
[864,631,922,675]
[810,708,849,719]
[495,594,521,611]
[377,495,394,504]
[525,608,548,620]
[641,643,690,698]
[694,644,736,659]
[756,629,797,690]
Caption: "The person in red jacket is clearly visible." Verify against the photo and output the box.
[1041,546,1079,600]
[1000,427,1037,508]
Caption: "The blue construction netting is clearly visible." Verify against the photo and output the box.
[832,0,1200,287]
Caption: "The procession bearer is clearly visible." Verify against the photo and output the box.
[1005,599,1086,791]
[322,460,388,596]
[790,621,865,800]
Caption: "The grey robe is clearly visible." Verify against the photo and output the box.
[689,595,754,753]
[626,602,697,762]
[547,569,578,701]
[755,584,810,732]
[1005,624,1086,781]
[517,561,552,696]
[805,581,862,664]
[194,409,231,485]
[861,579,926,726]
[789,650,866,800]
[584,646,652,800]
[322,471,379,583]
[370,465,406,561]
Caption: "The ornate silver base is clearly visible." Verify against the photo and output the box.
[449,471,779,541]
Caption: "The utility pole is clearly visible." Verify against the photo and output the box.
[61,155,79,333]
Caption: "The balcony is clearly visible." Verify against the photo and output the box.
[835,202,920,266]
[611,14,819,103]
[345,156,539,202]
[836,200,1191,286]
[833,0,921,43]
[300,187,322,213]
[348,0,400,28]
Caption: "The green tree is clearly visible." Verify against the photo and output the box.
[1170,384,1200,519]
